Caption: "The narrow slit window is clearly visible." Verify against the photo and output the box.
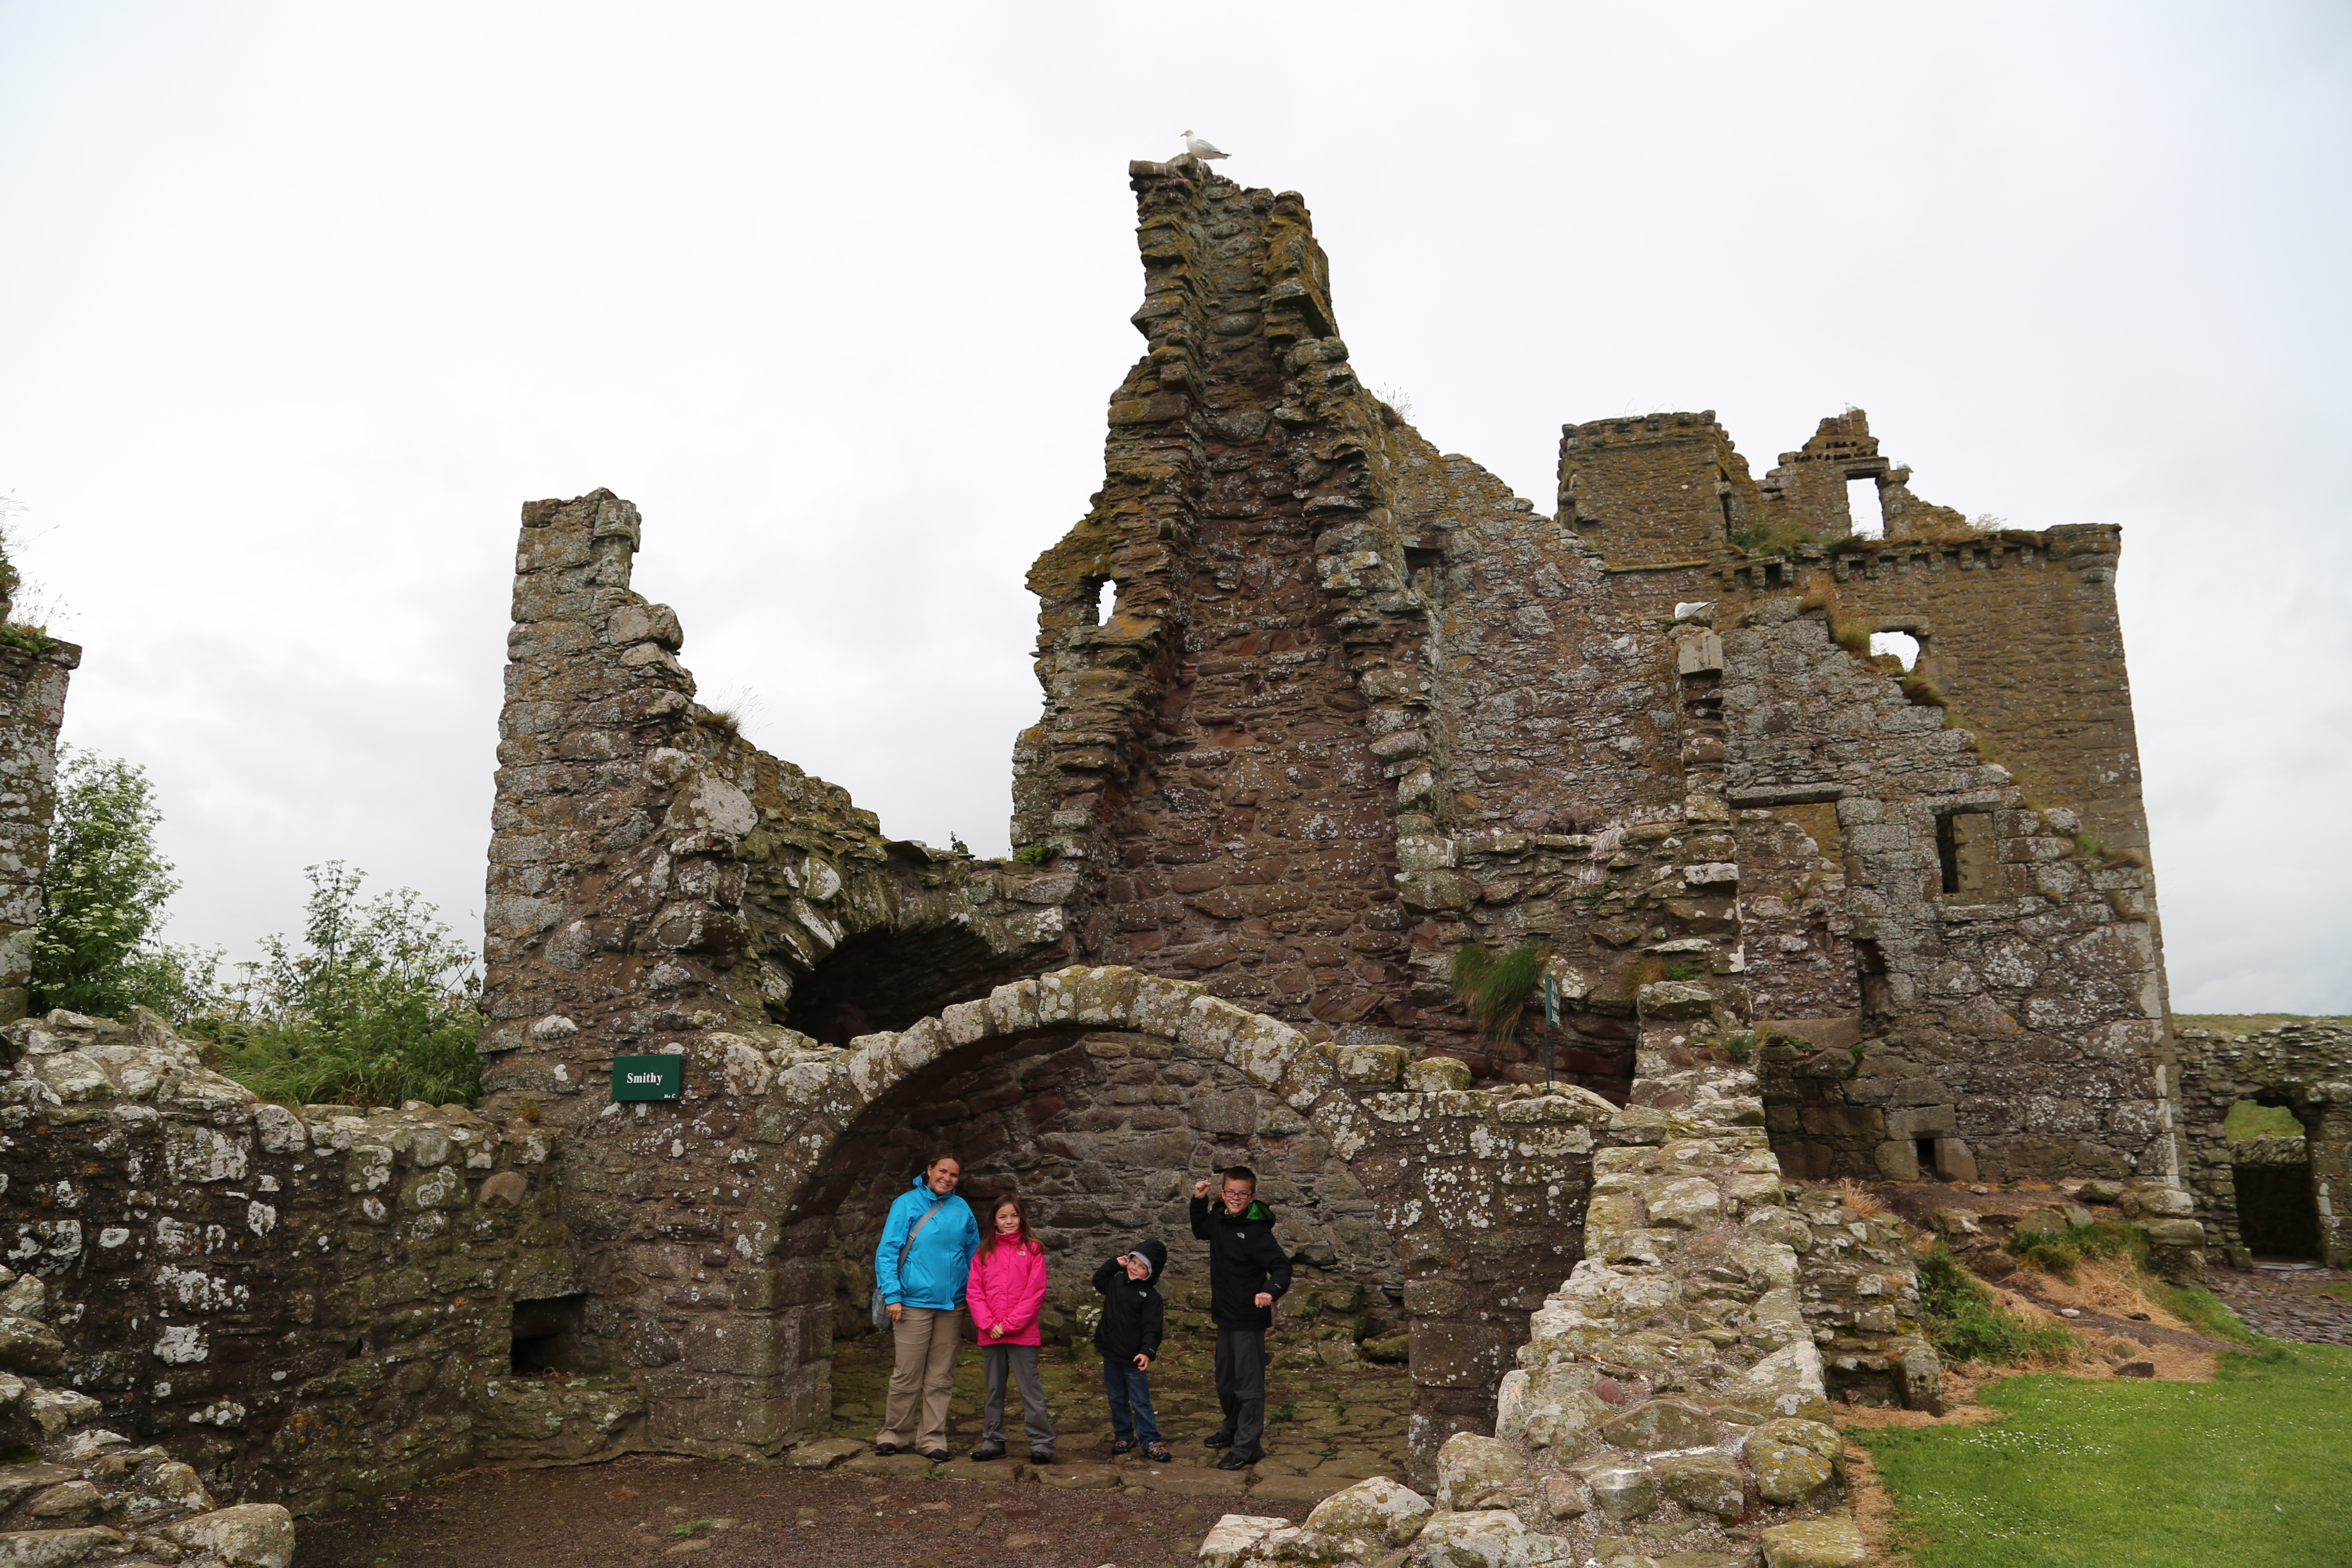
[1936,811,1996,900]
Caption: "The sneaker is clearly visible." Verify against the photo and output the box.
[1215,1449,1256,1470]
[1203,1430,1234,1449]
[1109,1439,1136,1455]
[922,1449,950,1464]
[1143,1442,1173,1463]
[1029,1449,1055,1465]
[873,1442,899,1456]
[968,1445,1004,1462]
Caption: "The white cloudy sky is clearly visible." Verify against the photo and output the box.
[1,2,2345,1012]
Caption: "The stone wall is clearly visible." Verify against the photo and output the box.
[0,633,77,1025]
[2177,1023,2351,1266]
[1,1007,600,1528]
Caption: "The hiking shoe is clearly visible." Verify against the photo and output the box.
[1216,1449,1257,1470]
[1143,1442,1173,1463]
[968,1445,1004,1462]
[873,1442,899,1456]
[1109,1439,1136,1455]
[1029,1449,1055,1465]
[922,1449,950,1464]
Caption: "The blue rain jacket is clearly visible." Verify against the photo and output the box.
[874,1173,980,1311]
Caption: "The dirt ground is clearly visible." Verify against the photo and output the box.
[294,1331,1414,1567]
[294,1453,1237,1568]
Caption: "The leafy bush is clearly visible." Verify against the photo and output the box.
[1917,1242,2077,1366]
[30,748,221,1023]
[199,863,482,1108]
[1012,843,1053,866]
[1450,941,1549,1043]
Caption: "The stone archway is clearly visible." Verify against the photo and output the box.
[557,965,1603,1471]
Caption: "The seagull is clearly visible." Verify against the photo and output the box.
[1181,129,1229,162]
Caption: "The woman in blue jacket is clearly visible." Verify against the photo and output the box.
[871,1152,981,1461]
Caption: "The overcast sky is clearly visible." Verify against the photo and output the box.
[0,2,2344,1013]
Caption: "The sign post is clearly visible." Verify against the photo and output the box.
[612,1054,683,1102]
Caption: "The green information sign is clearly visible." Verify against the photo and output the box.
[612,1054,683,1101]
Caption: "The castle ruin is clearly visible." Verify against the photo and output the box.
[2,157,2345,1567]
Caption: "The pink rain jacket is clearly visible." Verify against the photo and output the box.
[966,1236,1047,1347]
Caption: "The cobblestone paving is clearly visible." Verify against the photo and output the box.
[2205,1264,2352,1348]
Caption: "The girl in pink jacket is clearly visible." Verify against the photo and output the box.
[966,1195,1055,1463]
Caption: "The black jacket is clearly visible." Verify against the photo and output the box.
[1092,1240,1167,1363]
[1189,1194,1292,1329]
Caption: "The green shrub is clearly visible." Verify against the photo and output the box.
[1450,941,1550,1044]
[1660,960,1698,982]
[1917,1242,2078,1366]
[1723,1030,1755,1063]
[1012,843,1053,866]
[201,863,483,1108]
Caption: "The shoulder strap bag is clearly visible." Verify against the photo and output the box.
[872,1194,952,1329]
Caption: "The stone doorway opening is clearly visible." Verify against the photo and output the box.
[2227,1097,2319,1260]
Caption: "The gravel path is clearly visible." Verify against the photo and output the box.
[2205,1263,2352,1347]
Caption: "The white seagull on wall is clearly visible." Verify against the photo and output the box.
[1181,129,1229,162]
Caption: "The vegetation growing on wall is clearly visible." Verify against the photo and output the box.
[196,861,484,1107]
[1449,940,1549,1044]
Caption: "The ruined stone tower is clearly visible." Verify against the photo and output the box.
[1015,158,2174,1188]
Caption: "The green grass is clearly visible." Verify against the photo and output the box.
[2150,1282,2263,1348]
[2223,1100,2305,1140]
[1860,1344,2352,1566]
[1918,1243,2078,1366]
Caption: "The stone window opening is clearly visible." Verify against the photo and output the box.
[1086,578,1118,625]
[1913,1135,1937,1174]
[1869,631,1920,670]
[510,1293,589,1376]
[1847,476,1885,538]
[1935,810,1996,901]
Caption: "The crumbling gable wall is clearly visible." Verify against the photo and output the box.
[1014,163,2191,1212]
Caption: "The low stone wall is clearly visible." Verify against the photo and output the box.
[2,1008,616,1519]
[2178,1023,2352,1266]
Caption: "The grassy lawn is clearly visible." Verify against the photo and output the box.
[1859,1344,2352,1566]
